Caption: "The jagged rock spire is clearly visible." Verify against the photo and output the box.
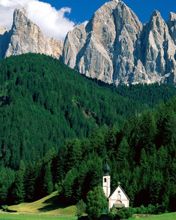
[4,8,63,59]
[63,0,176,85]
[0,1,176,85]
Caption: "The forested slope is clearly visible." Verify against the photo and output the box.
[58,98,176,211]
[0,54,138,168]
[1,54,176,168]
[0,54,176,209]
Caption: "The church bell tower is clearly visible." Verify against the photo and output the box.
[103,162,111,198]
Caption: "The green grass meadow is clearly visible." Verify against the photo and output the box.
[1,212,176,220]
[0,213,77,220]
[130,212,176,220]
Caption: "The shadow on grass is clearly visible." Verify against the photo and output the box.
[38,195,72,212]
[78,216,89,220]
[78,214,121,220]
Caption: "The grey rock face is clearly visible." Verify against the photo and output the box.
[168,12,176,44]
[0,1,176,86]
[63,0,142,85]
[63,0,176,85]
[140,11,176,84]
[0,26,7,35]
[62,24,87,69]
[0,26,10,58]
[1,9,63,59]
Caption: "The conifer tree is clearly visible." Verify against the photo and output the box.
[25,164,37,201]
[11,161,25,204]
[43,162,53,195]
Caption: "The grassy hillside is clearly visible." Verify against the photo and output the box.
[9,192,76,216]
[0,192,76,220]
[8,191,76,216]
[131,212,176,220]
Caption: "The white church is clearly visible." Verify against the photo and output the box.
[102,162,130,210]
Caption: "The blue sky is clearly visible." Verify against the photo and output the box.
[0,0,175,40]
[43,0,176,23]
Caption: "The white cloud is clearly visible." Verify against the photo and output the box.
[0,0,75,40]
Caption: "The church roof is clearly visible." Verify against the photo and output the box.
[103,162,110,175]
[109,184,130,201]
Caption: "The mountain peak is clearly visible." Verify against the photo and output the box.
[169,12,176,21]
[14,7,27,16]
[152,10,161,17]
[63,0,176,85]
[0,26,7,35]
[12,7,32,31]
[63,0,142,85]
[13,8,27,21]
[1,1,176,86]
[147,9,166,32]
[149,10,164,25]
[4,8,63,59]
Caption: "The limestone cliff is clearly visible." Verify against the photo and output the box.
[1,1,176,86]
[63,0,176,85]
[3,9,63,59]
[0,26,7,35]
[63,0,142,84]
[140,11,176,84]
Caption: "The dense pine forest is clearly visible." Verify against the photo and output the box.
[1,54,176,168]
[0,54,176,213]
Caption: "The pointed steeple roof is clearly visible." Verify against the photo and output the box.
[103,161,110,176]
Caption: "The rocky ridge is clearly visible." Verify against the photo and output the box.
[0,8,63,59]
[63,0,176,85]
[0,0,176,85]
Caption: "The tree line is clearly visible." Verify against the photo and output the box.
[0,54,176,213]
[1,97,176,212]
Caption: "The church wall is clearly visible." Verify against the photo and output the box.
[109,186,129,209]
[109,198,129,209]
[103,175,111,198]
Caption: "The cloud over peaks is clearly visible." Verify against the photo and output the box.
[0,0,75,40]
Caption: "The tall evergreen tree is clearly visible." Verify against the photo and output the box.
[11,161,25,204]
[25,164,36,202]
[43,162,54,195]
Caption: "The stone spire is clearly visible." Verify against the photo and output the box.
[5,8,63,58]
